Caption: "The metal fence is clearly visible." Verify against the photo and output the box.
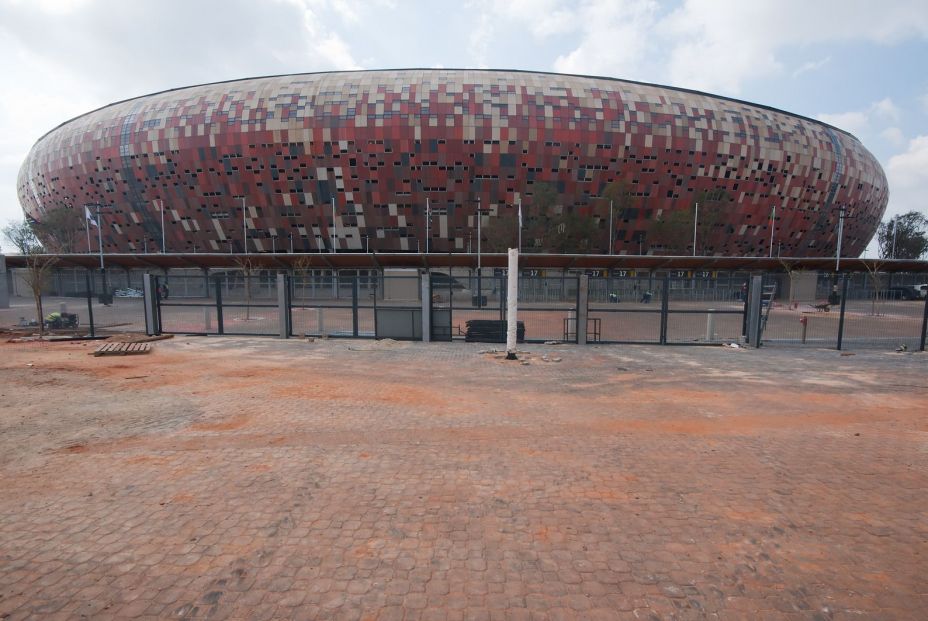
[157,274,280,336]
[3,266,927,351]
[760,273,928,350]
[0,268,149,336]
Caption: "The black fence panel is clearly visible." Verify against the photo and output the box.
[587,275,664,344]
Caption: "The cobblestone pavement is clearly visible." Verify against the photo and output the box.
[0,337,926,620]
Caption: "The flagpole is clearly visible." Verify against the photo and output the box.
[426,197,430,254]
[96,205,104,271]
[85,213,91,254]
[768,204,776,258]
[517,197,522,253]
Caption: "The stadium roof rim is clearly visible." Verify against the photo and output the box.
[32,67,858,145]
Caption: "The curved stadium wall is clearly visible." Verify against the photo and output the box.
[17,69,888,256]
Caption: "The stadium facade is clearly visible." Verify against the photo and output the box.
[17,69,888,257]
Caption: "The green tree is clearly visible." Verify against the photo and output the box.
[2,219,43,254]
[878,212,928,259]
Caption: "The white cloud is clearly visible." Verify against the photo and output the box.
[792,56,830,78]
[872,97,901,123]
[817,111,871,136]
[659,0,928,94]
[552,0,659,79]
[817,98,902,137]
[881,126,906,147]
[884,135,928,222]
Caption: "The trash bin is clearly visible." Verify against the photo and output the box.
[98,293,113,306]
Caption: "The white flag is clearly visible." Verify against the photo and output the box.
[85,206,98,227]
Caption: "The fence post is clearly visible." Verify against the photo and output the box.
[142,273,159,336]
[836,274,849,350]
[0,255,9,309]
[215,276,224,335]
[277,272,288,339]
[659,274,670,345]
[85,269,95,338]
[746,274,764,347]
[577,274,589,345]
[352,277,359,337]
[920,291,928,352]
[421,272,431,343]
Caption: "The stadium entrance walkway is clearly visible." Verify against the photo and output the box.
[1,337,925,620]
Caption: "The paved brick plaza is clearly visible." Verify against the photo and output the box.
[0,337,925,620]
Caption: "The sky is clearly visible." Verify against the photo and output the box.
[1,0,927,255]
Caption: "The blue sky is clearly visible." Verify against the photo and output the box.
[1,0,927,255]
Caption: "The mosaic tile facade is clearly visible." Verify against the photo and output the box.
[18,70,888,256]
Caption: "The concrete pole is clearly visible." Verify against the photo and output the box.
[506,248,519,359]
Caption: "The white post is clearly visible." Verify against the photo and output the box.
[426,197,430,254]
[476,197,481,273]
[693,202,699,257]
[608,199,614,255]
[159,199,166,253]
[506,248,519,359]
[242,196,248,254]
[768,204,775,258]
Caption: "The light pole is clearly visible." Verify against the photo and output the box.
[692,202,699,257]
[241,196,249,254]
[330,196,337,253]
[289,232,293,254]
[272,235,277,254]
[156,199,166,253]
[517,197,522,253]
[425,197,430,254]
[891,219,897,259]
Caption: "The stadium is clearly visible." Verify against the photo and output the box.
[17,69,888,257]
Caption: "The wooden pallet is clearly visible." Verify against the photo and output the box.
[94,342,152,357]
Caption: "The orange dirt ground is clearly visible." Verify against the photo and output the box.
[0,336,926,620]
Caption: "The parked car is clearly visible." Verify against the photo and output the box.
[429,271,466,290]
[887,286,922,301]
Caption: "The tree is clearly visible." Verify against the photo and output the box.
[33,207,84,253]
[2,219,43,254]
[877,212,928,259]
